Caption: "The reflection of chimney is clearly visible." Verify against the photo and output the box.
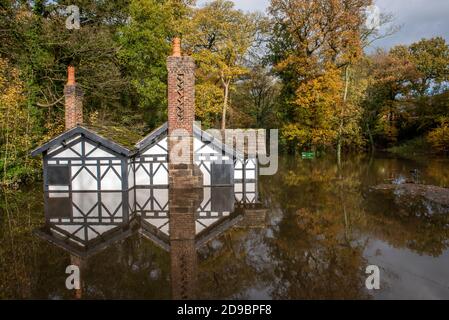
[167,37,203,189]
[169,188,203,300]
[70,254,86,300]
[64,66,83,130]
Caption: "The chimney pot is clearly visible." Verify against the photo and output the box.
[67,66,76,85]
[172,37,182,57]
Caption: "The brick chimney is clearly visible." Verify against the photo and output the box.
[167,37,196,136]
[167,37,203,188]
[64,66,83,130]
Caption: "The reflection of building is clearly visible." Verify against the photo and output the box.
[36,176,265,299]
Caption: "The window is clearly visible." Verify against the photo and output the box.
[211,163,234,186]
[46,197,72,219]
[211,187,235,212]
[48,166,70,185]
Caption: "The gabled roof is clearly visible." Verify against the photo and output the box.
[136,122,244,159]
[31,125,137,157]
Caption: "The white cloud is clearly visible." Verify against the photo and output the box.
[373,0,449,49]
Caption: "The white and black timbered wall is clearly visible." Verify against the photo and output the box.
[44,135,129,193]
[134,137,169,187]
[45,191,129,248]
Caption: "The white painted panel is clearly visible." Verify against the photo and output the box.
[48,192,69,198]
[199,162,211,186]
[53,148,79,158]
[195,138,218,154]
[128,188,135,211]
[135,164,151,186]
[246,183,256,192]
[153,163,168,185]
[246,160,256,169]
[144,144,167,155]
[90,225,116,237]
[198,218,219,227]
[235,170,243,179]
[72,193,98,217]
[235,161,243,169]
[49,186,69,191]
[113,165,122,178]
[159,138,168,150]
[101,169,122,191]
[160,223,169,235]
[128,165,134,188]
[145,218,168,229]
[247,193,256,202]
[71,142,82,155]
[100,165,109,176]
[136,189,151,210]
[153,189,168,209]
[57,225,83,236]
[48,161,57,165]
[88,148,115,158]
[234,183,243,192]
[200,188,211,209]
[84,141,96,155]
[246,170,256,179]
[72,167,98,191]
[101,193,122,217]
[195,222,206,234]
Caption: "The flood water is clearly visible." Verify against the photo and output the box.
[1,153,449,300]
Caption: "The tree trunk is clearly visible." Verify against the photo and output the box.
[221,81,230,131]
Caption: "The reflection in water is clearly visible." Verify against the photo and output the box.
[1,154,449,299]
[36,179,266,299]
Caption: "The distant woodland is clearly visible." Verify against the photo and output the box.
[1,0,448,186]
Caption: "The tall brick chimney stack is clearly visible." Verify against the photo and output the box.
[64,66,83,130]
[167,37,203,188]
[167,37,195,136]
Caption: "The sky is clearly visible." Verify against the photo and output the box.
[197,0,449,50]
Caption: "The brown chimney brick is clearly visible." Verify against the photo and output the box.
[64,66,83,130]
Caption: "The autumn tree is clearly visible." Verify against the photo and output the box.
[0,58,35,186]
[269,0,393,156]
[183,0,259,129]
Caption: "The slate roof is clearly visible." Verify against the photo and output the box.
[31,122,263,159]
[30,125,141,157]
